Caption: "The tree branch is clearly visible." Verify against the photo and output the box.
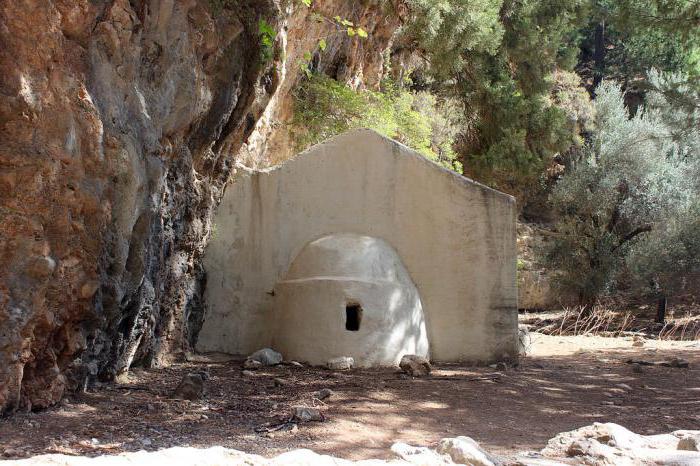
[612,224,653,251]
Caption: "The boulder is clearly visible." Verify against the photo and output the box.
[399,355,431,377]
[391,443,451,464]
[291,406,324,423]
[248,348,283,366]
[327,357,354,370]
[172,372,208,400]
[437,436,499,466]
[243,359,264,370]
[541,423,700,465]
[315,388,333,400]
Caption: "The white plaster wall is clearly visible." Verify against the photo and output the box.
[198,129,518,362]
[272,234,429,367]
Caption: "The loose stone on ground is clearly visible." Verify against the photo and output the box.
[399,355,432,377]
[327,357,354,370]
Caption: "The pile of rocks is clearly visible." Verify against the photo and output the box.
[533,422,700,466]
[2,436,497,465]
[4,423,699,465]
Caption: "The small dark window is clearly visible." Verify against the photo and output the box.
[345,303,362,331]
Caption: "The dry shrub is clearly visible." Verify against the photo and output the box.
[529,305,700,340]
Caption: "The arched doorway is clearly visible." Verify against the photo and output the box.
[272,234,429,367]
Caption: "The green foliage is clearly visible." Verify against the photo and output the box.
[627,202,700,297]
[625,71,700,296]
[575,0,700,110]
[258,19,276,63]
[295,10,369,78]
[292,75,463,172]
[645,69,700,141]
[602,0,700,76]
[403,0,504,81]
[545,79,697,304]
[403,0,590,198]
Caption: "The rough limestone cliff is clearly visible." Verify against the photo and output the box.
[0,0,402,414]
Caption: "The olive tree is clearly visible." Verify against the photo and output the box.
[546,79,695,306]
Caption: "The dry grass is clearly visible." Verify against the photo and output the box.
[522,305,700,340]
[658,312,700,340]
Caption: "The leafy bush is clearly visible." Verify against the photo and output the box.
[292,75,463,172]
[545,77,697,304]
[625,71,700,298]
[579,0,700,81]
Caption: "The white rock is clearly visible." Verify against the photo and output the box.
[327,356,354,370]
[541,423,700,466]
[518,324,531,356]
[391,442,452,465]
[513,454,569,465]
[248,348,283,366]
[269,449,341,465]
[437,436,499,466]
[399,355,431,377]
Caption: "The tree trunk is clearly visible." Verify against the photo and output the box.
[593,21,606,89]
[656,295,667,324]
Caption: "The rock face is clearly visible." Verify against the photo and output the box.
[0,0,402,413]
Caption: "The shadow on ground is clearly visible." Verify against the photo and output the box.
[1,344,698,461]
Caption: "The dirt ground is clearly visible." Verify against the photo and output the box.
[1,334,699,462]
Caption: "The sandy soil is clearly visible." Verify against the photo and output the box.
[1,334,699,462]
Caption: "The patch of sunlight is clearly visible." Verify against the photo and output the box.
[540,386,565,392]
[415,401,450,409]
